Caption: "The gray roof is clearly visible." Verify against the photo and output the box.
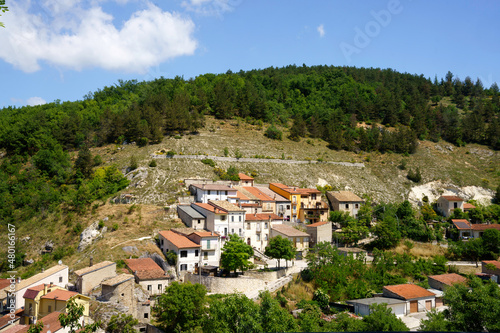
[177,205,206,219]
[346,297,406,306]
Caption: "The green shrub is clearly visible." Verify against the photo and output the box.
[265,125,283,140]
[138,137,149,147]
[112,223,119,231]
[149,160,157,167]
[223,147,229,157]
[98,220,105,229]
[73,222,83,235]
[93,155,103,166]
[129,156,138,171]
[201,158,216,167]
[166,150,176,158]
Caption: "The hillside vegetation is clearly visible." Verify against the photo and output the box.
[0,65,499,277]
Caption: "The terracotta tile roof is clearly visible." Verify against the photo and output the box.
[17,311,62,333]
[327,191,363,202]
[74,261,115,276]
[235,190,251,200]
[192,202,226,214]
[270,183,301,194]
[209,200,245,212]
[0,309,23,330]
[23,284,45,300]
[191,230,220,238]
[441,195,463,202]
[463,203,476,209]
[472,224,500,231]
[271,224,309,237]
[0,279,10,291]
[255,187,289,202]
[240,203,260,207]
[238,173,254,180]
[13,265,67,292]
[451,219,472,230]
[242,187,274,201]
[101,274,134,287]
[482,260,500,269]
[41,289,79,301]
[159,230,200,249]
[245,213,283,221]
[190,184,234,191]
[3,325,27,333]
[429,273,467,286]
[296,188,322,196]
[383,284,435,300]
[125,258,165,281]
[307,221,329,227]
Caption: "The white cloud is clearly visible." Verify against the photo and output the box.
[181,0,241,16]
[317,24,325,37]
[27,97,47,106]
[0,1,197,73]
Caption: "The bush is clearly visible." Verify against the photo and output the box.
[93,155,103,166]
[166,150,176,158]
[73,222,83,235]
[149,160,157,167]
[112,223,119,231]
[138,137,149,147]
[201,158,216,167]
[129,156,138,171]
[223,147,229,157]
[407,168,422,183]
[265,125,283,140]
[98,220,105,229]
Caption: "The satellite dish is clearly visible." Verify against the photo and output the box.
[58,260,62,265]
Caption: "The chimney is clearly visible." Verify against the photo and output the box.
[44,284,48,295]
[17,277,21,284]
[89,256,93,267]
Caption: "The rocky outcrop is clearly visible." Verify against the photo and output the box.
[78,221,107,252]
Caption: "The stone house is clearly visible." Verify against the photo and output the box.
[125,258,172,296]
[100,274,136,315]
[428,273,467,307]
[238,173,254,186]
[436,195,464,217]
[326,191,364,218]
[482,260,500,282]
[177,205,206,230]
[383,284,436,314]
[74,261,116,295]
[270,224,309,257]
[306,221,332,247]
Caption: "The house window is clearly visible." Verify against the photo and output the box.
[221,215,226,221]
[195,250,199,257]
[161,239,164,245]
[144,313,149,319]
[198,220,201,224]
[239,228,242,236]
[180,264,187,271]
[345,203,349,209]
[140,328,146,332]
[231,216,234,222]
[286,205,290,209]
[264,222,268,229]
[247,223,251,230]
[239,215,242,222]
[29,303,32,314]
[224,228,228,236]
[147,285,152,291]
[257,234,261,241]
[48,305,52,313]
[224,191,227,195]
[59,276,63,283]
[312,194,316,200]
[265,234,268,241]
[231,228,234,234]
[204,252,208,260]
[207,240,211,249]
[355,204,359,209]
[454,202,458,208]
[180,250,188,258]
[158,284,162,291]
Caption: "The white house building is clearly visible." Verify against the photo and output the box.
[436,195,464,217]
[158,230,201,275]
[189,184,237,203]
[245,213,283,251]
[192,201,245,240]
[383,284,436,314]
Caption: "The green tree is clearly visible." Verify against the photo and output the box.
[32,144,71,182]
[338,221,369,246]
[288,116,307,141]
[481,228,500,258]
[329,210,354,228]
[371,216,401,249]
[258,291,298,333]
[152,282,207,333]
[264,125,283,140]
[75,145,94,178]
[419,309,448,331]
[58,298,101,333]
[357,202,373,227]
[264,235,295,269]
[203,293,261,333]
[362,303,408,331]
[220,234,254,274]
[106,314,138,333]
[27,321,44,333]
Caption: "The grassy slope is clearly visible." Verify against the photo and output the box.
[2,116,499,278]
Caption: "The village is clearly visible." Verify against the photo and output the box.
[1,173,500,332]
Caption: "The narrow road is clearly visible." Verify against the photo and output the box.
[152,154,365,167]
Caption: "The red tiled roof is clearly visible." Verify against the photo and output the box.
[0,309,23,329]
[0,279,11,291]
[235,190,251,200]
[383,284,435,300]
[193,202,226,214]
[271,224,309,237]
[125,258,165,281]
[472,224,500,231]
[307,221,329,227]
[242,187,274,201]
[463,203,476,209]
[452,219,472,230]
[482,260,500,269]
[270,183,301,194]
[159,230,200,249]
[41,289,78,301]
[296,188,322,196]
[17,311,62,333]
[238,173,254,180]
[429,273,467,286]
[191,231,219,238]
[245,213,283,221]
[441,195,463,202]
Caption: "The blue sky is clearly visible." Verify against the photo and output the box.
[0,0,499,108]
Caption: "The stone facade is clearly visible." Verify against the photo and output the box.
[101,274,135,315]
[74,261,116,295]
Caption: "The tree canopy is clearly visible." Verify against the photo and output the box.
[264,235,295,269]
[220,234,254,274]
